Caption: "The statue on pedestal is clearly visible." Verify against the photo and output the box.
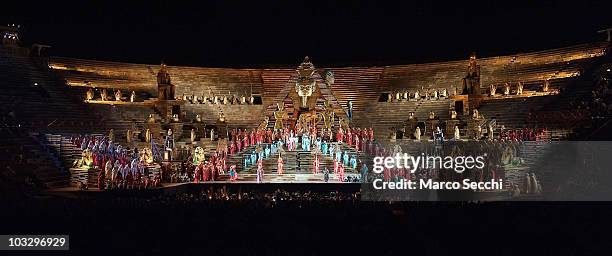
[145,129,151,142]
[490,84,497,96]
[157,62,175,100]
[101,89,108,101]
[475,125,482,140]
[414,127,421,141]
[454,126,461,140]
[191,129,196,143]
[462,52,481,95]
[517,82,524,95]
[543,80,550,92]
[130,91,135,102]
[504,83,511,95]
[114,90,122,101]
[126,129,132,143]
[472,109,480,119]
[451,110,457,119]
[86,88,94,101]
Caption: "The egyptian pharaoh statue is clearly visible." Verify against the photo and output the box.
[295,56,317,109]
[462,53,481,95]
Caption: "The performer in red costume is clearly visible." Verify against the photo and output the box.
[347,129,353,146]
[336,127,344,143]
[266,129,273,143]
[202,162,210,181]
[277,153,284,175]
[216,160,224,175]
[313,154,320,174]
[355,135,360,152]
[383,166,390,181]
[194,164,202,183]
[338,164,345,182]
[250,129,256,145]
[97,170,105,190]
[126,170,133,189]
[243,134,249,148]
[256,158,264,183]
[230,141,236,155]
[333,159,339,175]
[135,170,142,189]
[310,127,317,144]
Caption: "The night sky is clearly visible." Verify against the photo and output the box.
[4,0,611,67]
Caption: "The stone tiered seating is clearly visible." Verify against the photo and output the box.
[361,99,452,141]
[0,129,70,188]
[478,96,556,129]
[0,47,106,134]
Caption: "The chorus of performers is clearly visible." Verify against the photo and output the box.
[70,135,161,190]
[192,149,231,182]
[498,127,548,142]
[364,140,542,196]
[241,143,277,170]
[223,123,374,182]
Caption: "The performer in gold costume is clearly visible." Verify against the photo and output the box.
[273,103,289,130]
[320,101,335,134]
[258,116,269,131]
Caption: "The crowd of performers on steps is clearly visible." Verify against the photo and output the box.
[68,122,541,194]
[70,125,378,185]
[192,126,375,183]
[70,135,161,190]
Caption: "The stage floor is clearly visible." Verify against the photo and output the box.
[48,178,355,193]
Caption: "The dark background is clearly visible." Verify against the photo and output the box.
[3,0,611,67]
